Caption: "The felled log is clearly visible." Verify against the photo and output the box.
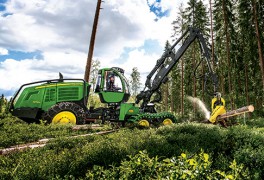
[217,105,254,120]
[0,130,117,156]
[71,124,102,130]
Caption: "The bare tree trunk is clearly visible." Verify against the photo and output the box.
[252,0,264,91]
[222,0,234,110]
[170,88,174,112]
[245,64,250,117]
[192,45,196,119]
[209,0,215,66]
[202,62,205,102]
[170,79,174,112]
[181,57,184,117]
[84,0,102,82]
[165,83,169,111]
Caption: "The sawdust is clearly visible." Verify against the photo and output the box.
[187,96,211,120]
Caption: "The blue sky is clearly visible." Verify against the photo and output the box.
[0,0,183,98]
[0,0,7,11]
[0,50,43,61]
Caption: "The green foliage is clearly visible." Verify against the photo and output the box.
[0,94,9,118]
[244,117,264,128]
[0,120,264,179]
[86,150,249,180]
[87,93,103,108]
[0,116,112,148]
[130,67,141,96]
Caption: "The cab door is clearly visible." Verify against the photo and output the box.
[95,68,130,103]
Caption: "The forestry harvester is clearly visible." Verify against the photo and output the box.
[9,27,233,126]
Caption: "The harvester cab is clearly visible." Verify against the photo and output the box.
[95,67,131,104]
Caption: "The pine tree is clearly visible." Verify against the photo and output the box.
[0,94,4,114]
[90,59,101,92]
[251,0,264,91]
[160,41,171,112]
[214,0,236,109]
[184,0,210,119]
[130,67,141,97]
[171,3,187,117]
[237,0,264,111]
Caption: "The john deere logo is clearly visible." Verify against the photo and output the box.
[33,101,41,104]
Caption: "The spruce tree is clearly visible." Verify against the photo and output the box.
[171,3,187,117]
[130,67,141,97]
[213,0,236,109]
[0,94,4,114]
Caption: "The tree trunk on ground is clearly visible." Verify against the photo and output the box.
[217,105,254,120]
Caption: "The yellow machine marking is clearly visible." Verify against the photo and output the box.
[35,83,83,89]
[32,101,41,104]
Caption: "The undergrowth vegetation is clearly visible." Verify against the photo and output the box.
[0,117,112,148]
[0,117,264,179]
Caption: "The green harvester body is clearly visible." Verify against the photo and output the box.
[9,67,151,125]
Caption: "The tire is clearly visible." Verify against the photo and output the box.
[138,119,150,127]
[43,102,85,125]
[162,118,174,126]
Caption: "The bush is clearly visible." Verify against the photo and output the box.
[1,120,264,179]
[0,116,112,148]
[86,150,249,180]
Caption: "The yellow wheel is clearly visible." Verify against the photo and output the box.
[162,118,173,126]
[138,119,150,127]
[52,111,76,124]
[44,102,85,124]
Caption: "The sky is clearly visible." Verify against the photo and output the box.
[0,0,185,98]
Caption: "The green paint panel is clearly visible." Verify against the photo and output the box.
[100,91,125,103]
[119,103,139,120]
[14,86,45,109]
[14,81,90,112]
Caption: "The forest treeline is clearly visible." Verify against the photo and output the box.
[88,0,264,120]
[156,0,264,119]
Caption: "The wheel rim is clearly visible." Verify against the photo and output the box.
[163,118,173,125]
[138,119,150,127]
[52,111,76,124]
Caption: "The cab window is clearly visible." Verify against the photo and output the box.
[104,71,123,92]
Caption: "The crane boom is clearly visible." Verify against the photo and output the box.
[136,27,218,111]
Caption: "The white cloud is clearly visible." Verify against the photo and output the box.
[0,50,87,90]
[121,49,159,75]
[0,0,186,95]
[0,47,8,55]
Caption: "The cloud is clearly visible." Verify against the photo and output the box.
[0,47,8,55]
[0,0,185,96]
[0,50,86,91]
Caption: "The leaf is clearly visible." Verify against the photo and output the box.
[203,153,209,162]
[181,153,187,159]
